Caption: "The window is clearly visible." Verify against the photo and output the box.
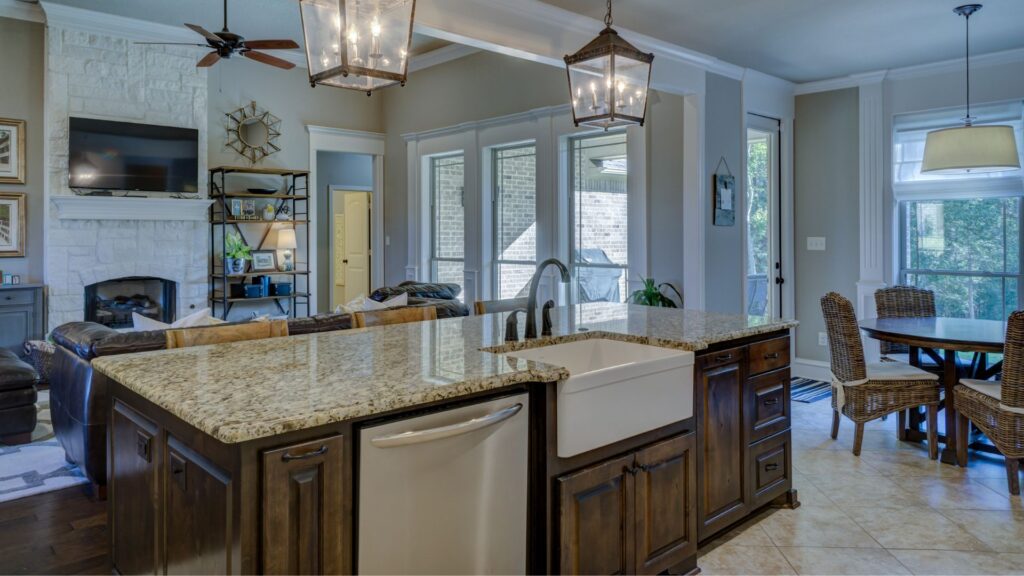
[430,154,465,295]
[492,144,537,299]
[895,101,1024,320]
[568,131,628,303]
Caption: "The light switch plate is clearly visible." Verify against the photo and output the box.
[818,332,828,346]
[807,237,826,251]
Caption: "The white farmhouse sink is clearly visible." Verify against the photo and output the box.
[504,338,695,457]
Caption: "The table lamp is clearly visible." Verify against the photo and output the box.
[277,228,297,271]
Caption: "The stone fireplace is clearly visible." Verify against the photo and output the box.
[84,276,176,329]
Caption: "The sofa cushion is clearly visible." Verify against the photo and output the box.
[370,282,461,302]
[0,348,39,391]
[92,329,168,357]
[51,322,121,360]
[0,386,37,410]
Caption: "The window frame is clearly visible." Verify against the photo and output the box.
[490,142,538,300]
[428,152,466,290]
[567,129,630,305]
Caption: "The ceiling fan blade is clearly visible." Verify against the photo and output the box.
[244,39,300,50]
[197,51,222,68]
[185,23,223,43]
[243,50,295,70]
[134,42,207,46]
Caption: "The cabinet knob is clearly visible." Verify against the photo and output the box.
[714,353,732,363]
[764,398,779,406]
[764,463,779,471]
[282,445,327,461]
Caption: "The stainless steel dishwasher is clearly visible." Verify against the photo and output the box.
[357,392,529,574]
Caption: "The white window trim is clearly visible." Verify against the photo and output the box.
[404,104,649,308]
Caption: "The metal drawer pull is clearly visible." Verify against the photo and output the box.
[764,463,779,471]
[764,398,779,406]
[714,353,733,363]
[371,403,523,448]
[282,445,327,461]
[764,352,780,360]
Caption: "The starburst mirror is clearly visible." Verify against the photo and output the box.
[226,101,282,163]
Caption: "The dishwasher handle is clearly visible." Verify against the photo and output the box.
[370,403,523,448]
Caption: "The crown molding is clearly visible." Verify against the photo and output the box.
[408,43,480,73]
[795,47,1024,95]
[306,125,385,140]
[0,0,44,23]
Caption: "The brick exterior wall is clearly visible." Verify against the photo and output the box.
[44,26,209,329]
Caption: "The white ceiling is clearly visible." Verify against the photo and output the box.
[541,0,1024,83]
[39,0,449,56]
[32,0,1024,84]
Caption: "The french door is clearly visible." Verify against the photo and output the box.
[745,114,782,318]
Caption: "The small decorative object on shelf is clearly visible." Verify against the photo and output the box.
[251,250,277,272]
[209,165,310,319]
[224,231,251,274]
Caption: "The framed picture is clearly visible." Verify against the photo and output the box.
[250,250,277,272]
[0,192,26,257]
[713,174,735,226]
[242,199,257,220]
[0,119,25,184]
[230,198,242,217]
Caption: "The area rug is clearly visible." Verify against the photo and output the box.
[791,377,832,403]
[0,390,88,503]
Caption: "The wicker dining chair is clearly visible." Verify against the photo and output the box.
[821,292,941,456]
[955,310,1024,494]
[875,286,936,360]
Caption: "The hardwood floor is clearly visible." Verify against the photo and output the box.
[0,486,110,574]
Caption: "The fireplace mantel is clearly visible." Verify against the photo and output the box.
[51,195,213,221]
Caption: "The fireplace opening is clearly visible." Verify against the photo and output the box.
[84,277,177,329]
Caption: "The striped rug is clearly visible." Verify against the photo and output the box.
[791,377,832,404]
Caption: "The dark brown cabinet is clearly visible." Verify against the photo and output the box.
[262,435,345,575]
[164,437,233,575]
[558,434,696,575]
[110,400,161,575]
[696,334,794,543]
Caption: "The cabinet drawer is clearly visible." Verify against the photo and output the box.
[747,369,791,443]
[698,346,745,370]
[749,431,791,507]
[0,290,35,307]
[747,336,789,376]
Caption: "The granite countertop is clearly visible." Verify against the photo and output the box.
[92,303,797,444]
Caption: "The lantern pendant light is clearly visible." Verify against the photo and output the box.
[921,4,1020,174]
[298,0,416,96]
[564,0,654,129]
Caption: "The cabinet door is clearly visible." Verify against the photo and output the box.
[0,306,31,352]
[558,454,636,575]
[165,437,233,575]
[110,401,161,575]
[262,435,345,575]
[633,433,697,575]
[696,348,749,540]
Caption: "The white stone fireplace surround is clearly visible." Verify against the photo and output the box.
[42,6,212,330]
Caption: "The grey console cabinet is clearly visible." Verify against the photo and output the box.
[0,284,45,354]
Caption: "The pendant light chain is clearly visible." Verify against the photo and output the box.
[964,8,971,125]
[604,0,613,27]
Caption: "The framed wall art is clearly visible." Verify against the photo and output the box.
[0,192,26,257]
[0,118,26,184]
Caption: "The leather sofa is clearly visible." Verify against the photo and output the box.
[0,348,40,445]
[49,285,467,497]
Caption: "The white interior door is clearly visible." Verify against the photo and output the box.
[344,191,371,301]
[333,213,346,308]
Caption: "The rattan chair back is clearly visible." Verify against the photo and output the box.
[1002,310,1024,409]
[821,292,867,383]
[874,286,935,355]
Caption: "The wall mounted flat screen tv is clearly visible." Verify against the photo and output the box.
[69,117,199,193]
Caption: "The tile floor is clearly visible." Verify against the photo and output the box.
[698,398,1024,575]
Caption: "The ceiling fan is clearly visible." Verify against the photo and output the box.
[136,0,299,70]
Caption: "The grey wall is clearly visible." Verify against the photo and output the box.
[379,51,568,284]
[794,87,860,362]
[0,17,44,282]
[703,73,744,314]
[645,91,687,297]
[315,151,372,312]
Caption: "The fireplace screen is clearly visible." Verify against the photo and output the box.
[84,277,176,329]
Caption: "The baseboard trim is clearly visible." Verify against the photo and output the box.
[792,357,831,382]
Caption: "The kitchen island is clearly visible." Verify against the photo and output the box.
[93,303,798,575]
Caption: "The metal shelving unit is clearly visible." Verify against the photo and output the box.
[209,166,311,320]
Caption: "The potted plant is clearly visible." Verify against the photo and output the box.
[224,231,251,275]
[629,277,684,308]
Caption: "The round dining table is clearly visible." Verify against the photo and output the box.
[859,316,1006,465]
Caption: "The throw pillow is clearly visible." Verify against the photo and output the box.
[131,307,225,331]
